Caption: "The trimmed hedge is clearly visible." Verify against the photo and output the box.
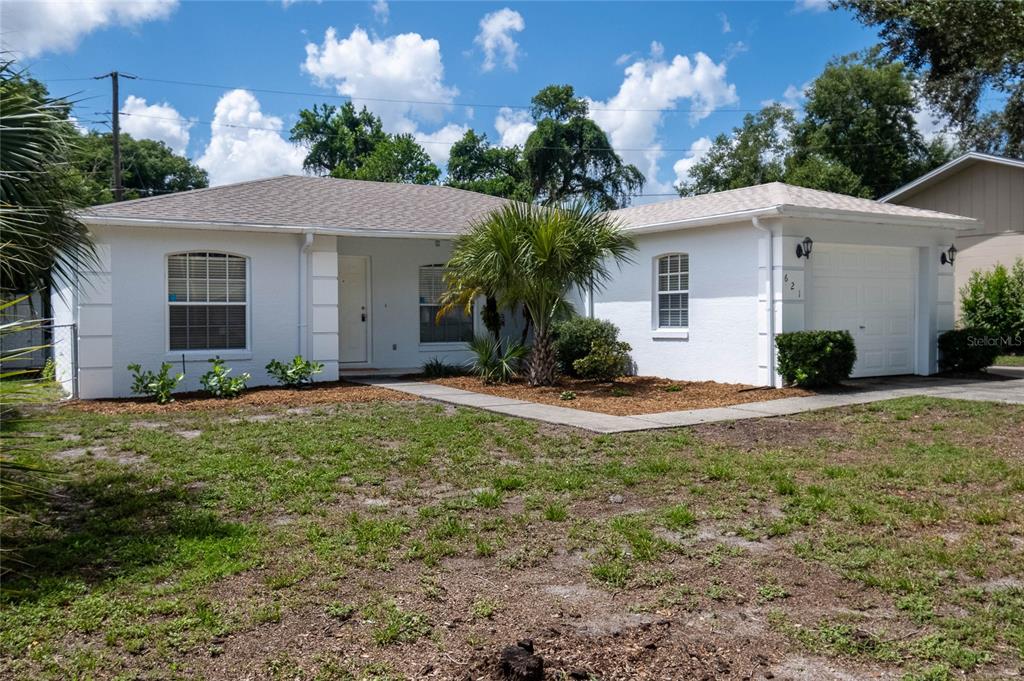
[775,330,857,387]
[553,317,621,376]
[937,328,1001,372]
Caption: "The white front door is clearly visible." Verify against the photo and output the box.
[339,255,370,363]
[806,244,916,378]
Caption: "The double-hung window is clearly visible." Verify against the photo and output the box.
[167,252,247,350]
[656,253,689,329]
[419,265,473,344]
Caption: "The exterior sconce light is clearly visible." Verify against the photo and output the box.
[940,244,957,266]
[795,236,813,259]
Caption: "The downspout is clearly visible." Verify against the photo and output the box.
[752,217,776,388]
[298,231,315,357]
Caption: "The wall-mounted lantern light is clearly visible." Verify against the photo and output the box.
[795,236,814,260]
[940,244,957,266]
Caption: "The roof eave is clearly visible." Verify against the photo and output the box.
[879,152,1024,203]
[622,206,784,234]
[779,205,977,230]
[78,215,461,239]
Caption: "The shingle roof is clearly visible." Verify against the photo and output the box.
[80,175,511,235]
[610,182,976,230]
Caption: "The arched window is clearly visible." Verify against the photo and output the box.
[656,253,689,329]
[167,252,248,350]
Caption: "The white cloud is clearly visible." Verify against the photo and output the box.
[494,107,535,147]
[0,0,177,57]
[196,90,305,186]
[587,48,738,195]
[414,123,470,166]
[120,95,192,155]
[372,0,389,23]
[794,0,830,13]
[762,81,810,110]
[474,8,525,72]
[718,13,732,33]
[303,27,458,133]
[914,96,952,143]
[672,137,713,186]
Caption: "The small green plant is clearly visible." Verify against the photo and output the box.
[553,316,621,376]
[265,355,323,387]
[591,558,631,588]
[543,500,568,521]
[757,584,789,602]
[364,601,430,645]
[662,504,697,531]
[609,386,631,397]
[422,357,463,378]
[574,339,633,381]
[470,597,498,619]
[200,357,250,398]
[466,335,528,384]
[775,330,856,387]
[559,390,576,401]
[663,383,682,392]
[127,362,184,404]
[40,358,56,382]
[326,602,357,621]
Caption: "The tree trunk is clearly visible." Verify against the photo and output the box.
[483,296,502,341]
[527,328,557,386]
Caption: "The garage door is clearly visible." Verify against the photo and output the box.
[806,244,916,377]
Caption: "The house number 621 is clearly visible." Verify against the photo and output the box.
[784,273,803,299]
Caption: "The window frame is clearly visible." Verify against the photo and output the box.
[417,263,475,347]
[164,251,252,357]
[653,253,690,334]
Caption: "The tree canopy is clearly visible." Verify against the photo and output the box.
[679,51,952,199]
[446,130,531,201]
[523,85,645,210]
[836,0,1024,157]
[289,102,440,184]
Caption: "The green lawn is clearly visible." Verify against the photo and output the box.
[995,355,1024,367]
[1,396,1022,680]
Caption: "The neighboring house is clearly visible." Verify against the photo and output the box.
[879,152,1024,318]
[55,176,974,399]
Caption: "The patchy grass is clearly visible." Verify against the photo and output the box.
[1,396,1022,679]
[995,355,1024,367]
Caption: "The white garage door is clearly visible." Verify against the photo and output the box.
[806,244,916,378]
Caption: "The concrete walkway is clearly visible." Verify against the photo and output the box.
[355,371,1024,434]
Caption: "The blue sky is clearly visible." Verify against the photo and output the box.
[5,0,888,195]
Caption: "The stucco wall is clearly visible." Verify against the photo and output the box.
[592,222,761,384]
[90,225,305,398]
[337,236,481,371]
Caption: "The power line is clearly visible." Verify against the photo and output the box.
[108,109,934,154]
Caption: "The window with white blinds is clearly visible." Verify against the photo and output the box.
[167,252,247,350]
[419,265,473,343]
[656,253,689,328]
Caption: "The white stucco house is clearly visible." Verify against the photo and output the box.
[54,176,976,399]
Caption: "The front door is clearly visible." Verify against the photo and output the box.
[339,255,369,363]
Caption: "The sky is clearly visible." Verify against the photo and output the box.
[2,0,902,198]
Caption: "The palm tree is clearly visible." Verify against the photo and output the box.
[443,202,635,386]
[1,60,95,293]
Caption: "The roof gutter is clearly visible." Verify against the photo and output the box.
[79,215,461,240]
[298,231,315,357]
[624,206,784,234]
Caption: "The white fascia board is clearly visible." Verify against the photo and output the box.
[778,205,977,230]
[79,215,459,239]
[622,206,783,234]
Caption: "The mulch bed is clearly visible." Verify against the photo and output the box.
[63,380,417,415]
[429,375,814,415]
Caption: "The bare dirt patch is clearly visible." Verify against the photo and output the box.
[62,380,417,415]
[429,375,814,415]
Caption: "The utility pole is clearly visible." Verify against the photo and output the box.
[94,71,137,202]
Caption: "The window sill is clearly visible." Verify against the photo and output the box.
[418,342,470,352]
[165,350,253,362]
[651,329,689,340]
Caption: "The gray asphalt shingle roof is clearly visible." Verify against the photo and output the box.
[80,175,511,235]
[610,182,976,229]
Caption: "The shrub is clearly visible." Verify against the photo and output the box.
[937,328,1000,372]
[199,357,250,398]
[422,357,464,378]
[265,355,323,387]
[960,259,1024,354]
[775,330,856,387]
[40,358,56,382]
[467,335,528,384]
[573,339,632,381]
[553,317,621,376]
[127,362,184,404]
